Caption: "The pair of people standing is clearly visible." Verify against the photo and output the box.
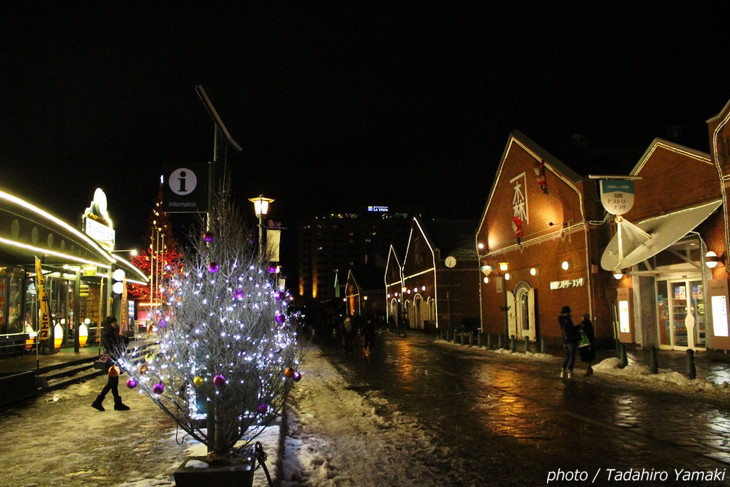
[558,306,595,378]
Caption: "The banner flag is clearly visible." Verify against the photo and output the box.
[266,229,281,262]
[34,257,51,341]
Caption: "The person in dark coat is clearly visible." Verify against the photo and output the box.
[558,305,580,379]
[578,313,596,376]
[91,316,130,411]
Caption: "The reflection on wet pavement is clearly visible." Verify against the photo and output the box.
[320,331,730,485]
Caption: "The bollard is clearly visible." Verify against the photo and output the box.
[460,331,465,345]
[524,336,530,354]
[469,332,474,346]
[486,333,492,349]
[618,343,628,368]
[540,337,546,354]
[686,349,696,380]
[510,335,516,353]
[478,331,483,348]
[648,347,658,374]
[498,334,503,349]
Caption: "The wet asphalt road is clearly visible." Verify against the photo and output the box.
[317,330,730,486]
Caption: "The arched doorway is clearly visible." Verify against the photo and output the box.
[512,281,537,340]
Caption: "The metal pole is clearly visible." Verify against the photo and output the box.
[258,214,264,265]
[74,270,81,353]
[686,349,696,380]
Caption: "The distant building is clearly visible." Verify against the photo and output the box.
[296,208,412,304]
[385,216,480,332]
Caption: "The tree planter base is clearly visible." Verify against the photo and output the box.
[174,455,255,487]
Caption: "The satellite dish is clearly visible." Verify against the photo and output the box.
[601,199,721,271]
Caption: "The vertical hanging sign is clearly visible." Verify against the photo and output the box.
[34,257,50,341]
[600,179,635,215]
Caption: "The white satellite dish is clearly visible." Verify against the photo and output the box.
[600,199,721,271]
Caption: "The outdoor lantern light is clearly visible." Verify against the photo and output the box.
[561,261,570,270]
[249,194,274,217]
[705,250,722,269]
[249,194,274,264]
[613,270,625,280]
[499,262,509,272]
[530,267,538,276]
[480,265,493,277]
[483,276,490,284]
[112,269,126,295]
[504,272,511,281]
[78,323,88,347]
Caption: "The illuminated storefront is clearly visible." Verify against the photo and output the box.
[0,188,146,354]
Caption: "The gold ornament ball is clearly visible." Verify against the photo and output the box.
[145,353,155,362]
[193,376,204,387]
[284,367,295,378]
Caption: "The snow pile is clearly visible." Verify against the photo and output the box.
[280,346,472,486]
[593,357,730,397]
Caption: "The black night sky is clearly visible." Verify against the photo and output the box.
[2,2,730,262]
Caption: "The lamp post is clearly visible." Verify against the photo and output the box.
[249,195,274,265]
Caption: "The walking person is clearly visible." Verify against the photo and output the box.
[91,316,130,411]
[578,313,596,376]
[558,305,580,379]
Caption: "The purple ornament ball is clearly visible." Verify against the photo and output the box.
[275,313,285,324]
[273,291,282,301]
[158,319,167,328]
[293,371,302,382]
[213,374,227,387]
[126,378,138,389]
[208,262,220,273]
[152,382,165,394]
[256,403,268,414]
[202,231,215,243]
[233,288,245,300]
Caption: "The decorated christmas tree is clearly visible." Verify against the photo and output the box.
[119,183,302,459]
[128,184,183,305]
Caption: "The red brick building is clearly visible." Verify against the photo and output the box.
[476,132,613,348]
[477,119,730,353]
[602,138,723,351]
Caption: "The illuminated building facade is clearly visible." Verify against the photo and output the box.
[385,216,480,331]
[477,125,730,352]
[0,188,146,354]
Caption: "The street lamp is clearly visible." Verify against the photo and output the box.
[249,195,274,264]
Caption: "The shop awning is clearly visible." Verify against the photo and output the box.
[600,199,722,271]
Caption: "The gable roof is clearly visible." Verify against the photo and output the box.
[476,130,584,240]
